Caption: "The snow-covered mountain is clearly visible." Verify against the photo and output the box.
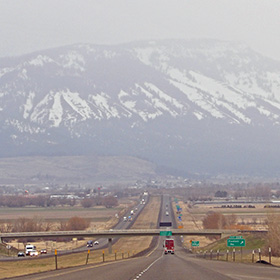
[1,39,280,176]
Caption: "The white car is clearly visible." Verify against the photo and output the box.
[29,250,38,257]
[94,241,99,245]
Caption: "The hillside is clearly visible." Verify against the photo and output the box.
[1,39,280,176]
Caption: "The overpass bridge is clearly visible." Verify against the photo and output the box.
[0,229,244,240]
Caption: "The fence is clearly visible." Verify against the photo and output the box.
[195,247,273,264]
[53,249,135,270]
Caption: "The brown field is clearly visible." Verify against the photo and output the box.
[173,198,280,266]
[172,200,277,248]
[3,197,138,254]
[0,195,161,279]
[0,207,120,222]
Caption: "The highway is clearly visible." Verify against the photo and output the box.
[6,195,280,280]
[86,194,149,251]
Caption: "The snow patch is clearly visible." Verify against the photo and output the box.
[60,51,85,72]
[90,92,119,119]
[49,92,63,127]
[0,67,14,78]
[18,69,28,80]
[62,90,92,120]
[29,55,54,66]
[134,47,154,66]
[23,92,35,119]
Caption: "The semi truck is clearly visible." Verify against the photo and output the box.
[164,239,174,254]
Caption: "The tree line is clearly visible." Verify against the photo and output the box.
[0,195,118,208]
[0,216,92,242]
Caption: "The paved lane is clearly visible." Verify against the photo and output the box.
[89,196,148,251]
[136,254,232,280]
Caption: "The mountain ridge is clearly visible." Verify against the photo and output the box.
[1,39,280,176]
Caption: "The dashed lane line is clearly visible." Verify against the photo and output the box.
[131,254,163,280]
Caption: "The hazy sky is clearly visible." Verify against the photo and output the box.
[1,0,280,60]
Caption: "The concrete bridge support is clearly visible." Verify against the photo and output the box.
[108,238,112,254]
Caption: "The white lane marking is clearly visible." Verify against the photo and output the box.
[132,254,163,279]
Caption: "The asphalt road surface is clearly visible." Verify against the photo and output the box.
[6,195,280,279]
[85,195,148,251]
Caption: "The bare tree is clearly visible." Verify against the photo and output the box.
[266,213,280,256]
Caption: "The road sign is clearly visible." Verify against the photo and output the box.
[227,238,245,247]
[191,241,200,247]
[160,231,172,236]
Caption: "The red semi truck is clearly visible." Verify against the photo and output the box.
[164,239,174,254]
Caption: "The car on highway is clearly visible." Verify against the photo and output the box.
[17,252,25,257]
[166,211,169,216]
[29,250,39,257]
[87,240,93,247]
[94,241,99,245]
[40,249,47,254]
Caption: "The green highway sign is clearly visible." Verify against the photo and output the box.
[191,241,200,247]
[227,238,245,247]
[160,231,172,236]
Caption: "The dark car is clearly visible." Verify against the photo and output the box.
[87,240,93,247]
[40,249,47,254]
[18,252,25,257]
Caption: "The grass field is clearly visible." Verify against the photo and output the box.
[0,206,122,221]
